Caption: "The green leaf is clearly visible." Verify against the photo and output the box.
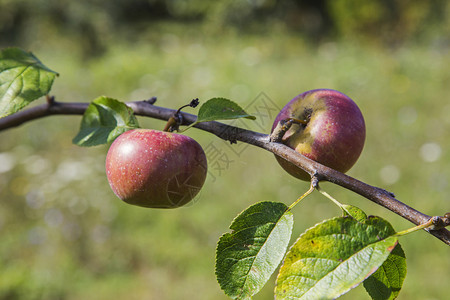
[363,243,406,300]
[339,206,407,299]
[0,47,58,118]
[275,216,398,300]
[216,201,294,299]
[72,96,140,147]
[338,206,407,299]
[197,98,256,123]
[341,204,367,222]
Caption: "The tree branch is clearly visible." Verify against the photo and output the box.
[1,99,449,245]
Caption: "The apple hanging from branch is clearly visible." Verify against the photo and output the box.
[271,89,366,180]
[105,129,208,208]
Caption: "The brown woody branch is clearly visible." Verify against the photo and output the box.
[1,99,449,245]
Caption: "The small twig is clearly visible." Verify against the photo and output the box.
[144,97,157,104]
[46,95,56,105]
[428,214,450,231]
[163,98,200,132]
[270,117,308,143]
[0,99,449,245]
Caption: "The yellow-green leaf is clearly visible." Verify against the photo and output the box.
[0,47,58,117]
[275,217,398,300]
[72,96,139,147]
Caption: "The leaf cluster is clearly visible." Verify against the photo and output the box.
[216,200,407,299]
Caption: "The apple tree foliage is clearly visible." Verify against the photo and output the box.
[2,46,428,300]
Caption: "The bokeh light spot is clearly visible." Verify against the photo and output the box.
[420,142,442,162]
[379,165,401,185]
[0,152,17,173]
[398,106,417,125]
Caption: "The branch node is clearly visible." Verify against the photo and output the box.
[310,175,320,188]
[46,95,56,106]
[428,215,449,231]
[163,114,182,132]
[377,187,396,198]
[270,117,308,143]
[163,99,199,132]
[144,97,157,105]
[444,213,450,226]
[270,120,286,143]
[385,189,396,198]
[217,126,239,144]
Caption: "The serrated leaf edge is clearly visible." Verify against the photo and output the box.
[216,201,291,299]
[72,96,139,146]
[275,216,398,300]
[197,97,256,123]
[0,47,58,117]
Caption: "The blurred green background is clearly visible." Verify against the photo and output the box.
[1,0,449,299]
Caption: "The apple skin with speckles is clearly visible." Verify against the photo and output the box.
[105,129,207,208]
[271,89,366,181]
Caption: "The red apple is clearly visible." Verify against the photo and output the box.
[271,89,365,180]
[105,129,207,208]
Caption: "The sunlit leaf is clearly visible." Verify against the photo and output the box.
[341,204,367,222]
[338,205,407,299]
[0,47,58,117]
[275,216,398,300]
[72,96,139,147]
[216,201,293,299]
[197,98,256,123]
